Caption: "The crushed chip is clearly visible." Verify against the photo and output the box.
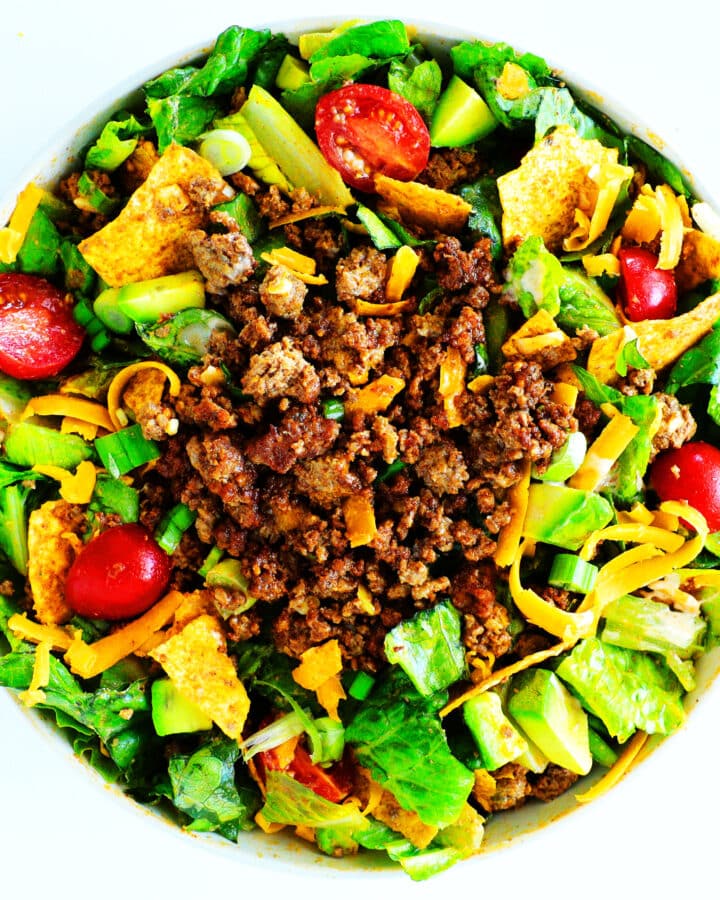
[498,125,624,252]
[587,291,720,383]
[27,499,83,625]
[79,144,232,286]
[149,613,250,740]
[374,173,471,234]
[292,639,343,691]
[502,309,577,370]
[675,229,720,293]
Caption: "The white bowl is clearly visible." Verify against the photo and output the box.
[2,4,719,898]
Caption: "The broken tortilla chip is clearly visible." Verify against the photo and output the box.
[502,308,577,370]
[498,124,623,252]
[78,144,233,286]
[374,173,471,234]
[675,229,720,293]
[587,291,720,383]
[149,613,250,740]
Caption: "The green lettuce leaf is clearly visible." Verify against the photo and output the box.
[384,600,466,696]
[556,268,621,336]
[345,669,473,828]
[460,176,503,262]
[261,769,366,830]
[556,637,686,742]
[388,57,442,121]
[504,235,563,317]
[167,735,260,838]
[626,134,692,198]
[85,113,148,171]
[147,94,221,154]
[309,19,410,62]
[17,208,61,278]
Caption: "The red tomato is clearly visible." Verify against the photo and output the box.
[0,273,85,379]
[65,524,171,620]
[650,441,720,530]
[258,742,353,803]
[617,247,677,321]
[315,83,430,192]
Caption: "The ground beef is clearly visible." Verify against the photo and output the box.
[335,245,387,304]
[481,763,532,812]
[530,765,580,802]
[259,265,307,318]
[415,439,469,495]
[294,453,363,508]
[417,147,484,191]
[433,236,495,294]
[186,228,255,294]
[649,393,697,460]
[241,337,320,404]
[186,434,260,529]
[245,404,340,474]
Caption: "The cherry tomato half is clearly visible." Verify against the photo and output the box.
[65,523,172,620]
[650,441,720,531]
[315,83,431,192]
[257,742,353,803]
[617,247,677,321]
[0,273,85,379]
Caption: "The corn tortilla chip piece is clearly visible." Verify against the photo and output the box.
[27,499,83,625]
[149,613,250,740]
[587,291,720,383]
[675,229,720,293]
[502,309,577,370]
[374,174,471,234]
[498,124,620,252]
[78,144,232,286]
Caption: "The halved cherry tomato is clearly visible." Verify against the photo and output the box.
[257,742,353,803]
[65,523,171,620]
[0,273,85,379]
[650,441,720,530]
[315,83,430,192]
[617,247,677,321]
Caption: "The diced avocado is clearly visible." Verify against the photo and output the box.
[532,431,587,482]
[116,270,205,323]
[241,84,354,209]
[275,54,310,92]
[463,690,527,771]
[512,728,550,774]
[507,668,592,776]
[4,421,94,469]
[430,76,498,148]
[93,287,135,334]
[522,482,614,550]
[0,373,32,425]
[151,678,213,736]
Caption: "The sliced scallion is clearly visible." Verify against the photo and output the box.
[94,424,161,478]
[322,397,345,420]
[238,710,306,762]
[198,545,224,578]
[548,553,598,594]
[198,129,252,176]
[348,670,375,701]
[155,502,197,554]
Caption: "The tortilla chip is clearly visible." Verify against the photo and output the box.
[498,124,621,252]
[292,639,343,691]
[675,229,720,292]
[149,613,250,740]
[502,309,577,370]
[374,174,471,234]
[27,499,83,625]
[587,291,720,383]
[78,144,233,286]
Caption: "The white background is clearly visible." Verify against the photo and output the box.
[1,2,719,899]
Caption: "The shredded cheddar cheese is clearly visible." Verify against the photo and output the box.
[385,245,419,301]
[22,394,115,432]
[260,246,328,284]
[107,361,181,431]
[575,730,649,804]
[32,460,97,505]
[343,495,378,547]
[568,412,639,492]
[345,375,405,414]
[0,182,44,264]
[494,460,531,568]
[19,640,52,708]
[563,159,634,253]
[439,345,467,427]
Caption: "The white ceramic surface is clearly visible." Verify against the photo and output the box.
[1,2,719,898]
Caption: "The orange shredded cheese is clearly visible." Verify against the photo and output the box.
[343,494,378,548]
[551,381,578,410]
[353,298,413,316]
[107,361,181,431]
[622,187,661,243]
[355,584,375,615]
[575,730,648,804]
[316,675,347,722]
[494,460,532,568]
[568,412,639,492]
[61,417,100,440]
[496,62,531,100]
[22,394,115,432]
[467,374,494,395]
[32,460,97,505]
[0,182,44,264]
[346,374,405,414]
[7,614,76,652]
[385,245,419,301]
[563,159,634,252]
[65,590,184,679]
[268,205,346,229]
[441,639,572,718]
[19,640,52,708]
[439,345,467,428]
[255,811,286,834]
[656,183,685,269]
[260,247,329,285]
[582,253,620,278]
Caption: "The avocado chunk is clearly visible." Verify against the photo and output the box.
[522,482,614,550]
[275,54,310,92]
[116,270,205,324]
[93,287,134,334]
[513,728,550,773]
[463,690,527,770]
[151,678,213,736]
[4,421,94,469]
[430,76,498,147]
[507,668,592,776]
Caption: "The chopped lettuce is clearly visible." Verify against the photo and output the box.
[388,56,442,121]
[147,94,222,154]
[16,207,61,278]
[556,268,621,336]
[308,19,410,62]
[460,176,504,262]
[261,770,366,830]
[384,600,466,696]
[167,736,260,839]
[626,134,692,198]
[85,112,148,171]
[345,669,473,828]
[556,637,686,742]
[666,322,720,426]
